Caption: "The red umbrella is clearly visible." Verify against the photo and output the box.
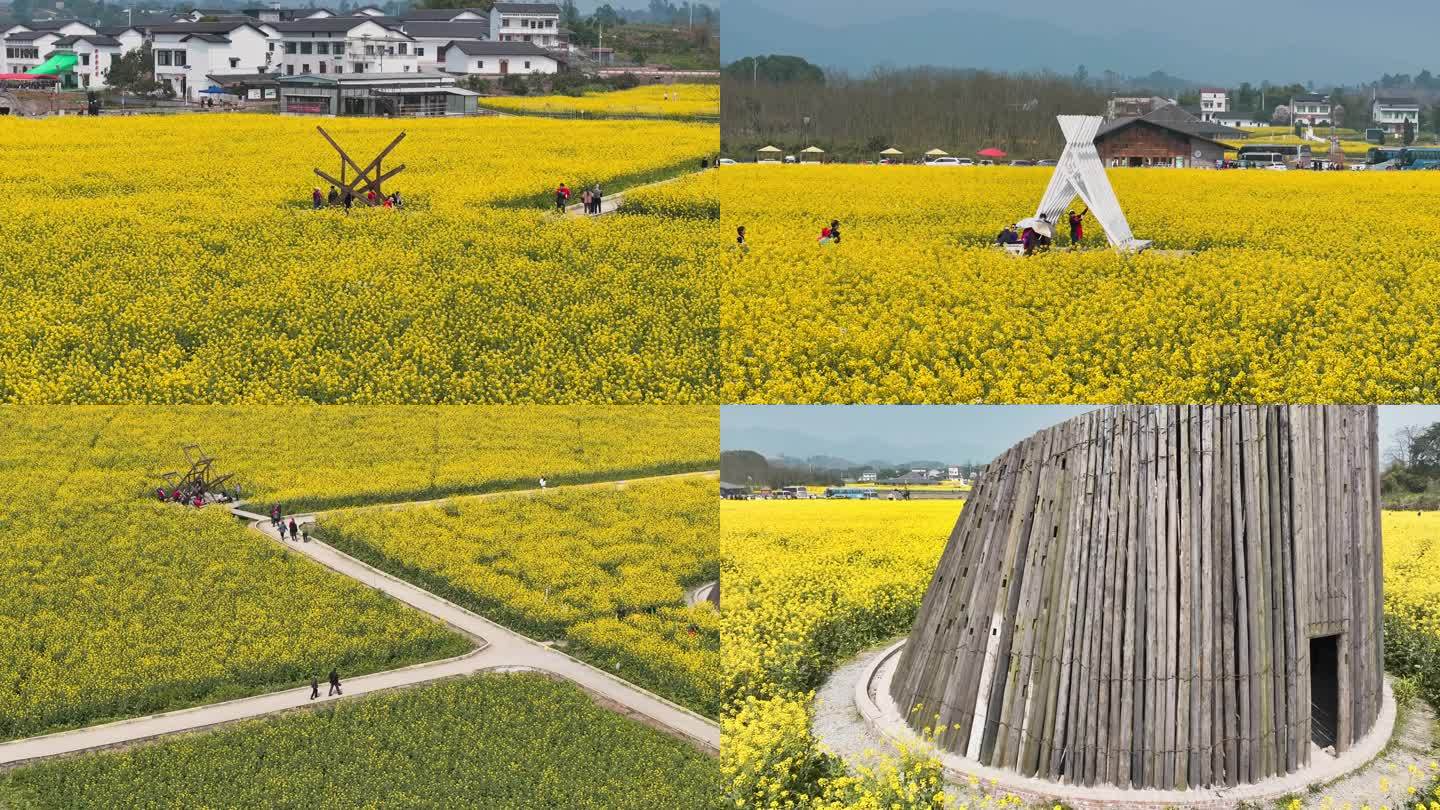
[0,73,57,82]
[977,147,1008,158]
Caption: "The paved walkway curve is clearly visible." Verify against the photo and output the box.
[563,168,709,218]
[0,472,720,769]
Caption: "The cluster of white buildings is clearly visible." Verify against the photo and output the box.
[1,2,566,99]
[1115,87,1425,136]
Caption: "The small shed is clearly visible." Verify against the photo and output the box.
[799,145,825,163]
[879,146,903,164]
[756,144,782,163]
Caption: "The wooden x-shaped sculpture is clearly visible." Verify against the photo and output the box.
[313,126,407,205]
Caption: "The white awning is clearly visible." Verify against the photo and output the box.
[371,86,479,96]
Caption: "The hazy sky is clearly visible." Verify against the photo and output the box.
[723,406,1440,465]
[721,0,1438,85]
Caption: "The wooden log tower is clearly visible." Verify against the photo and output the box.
[889,405,1384,790]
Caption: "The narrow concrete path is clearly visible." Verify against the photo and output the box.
[685,580,719,607]
[310,469,717,517]
[0,472,720,768]
[563,169,708,218]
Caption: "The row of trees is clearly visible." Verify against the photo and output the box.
[722,64,1112,161]
[1382,423,1440,508]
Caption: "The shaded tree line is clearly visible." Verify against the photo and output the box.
[1382,423,1440,509]
[722,65,1110,161]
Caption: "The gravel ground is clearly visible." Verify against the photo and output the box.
[813,642,1436,809]
[1298,699,1438,809]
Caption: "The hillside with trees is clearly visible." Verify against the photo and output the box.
[1384,423,1440,510]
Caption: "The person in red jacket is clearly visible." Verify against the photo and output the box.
[1068,207,1088,248]
[555,182,570,211]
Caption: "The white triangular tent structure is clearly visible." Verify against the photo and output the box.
[1033,115,1150,252]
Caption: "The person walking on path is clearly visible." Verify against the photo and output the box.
[539,476,547,489]
[271,504,281,528]
[1068,207,1088,248]
[288,518,298,542]
[555,182,570,212]
[581,188,592,214]
[591,185,602,214]
[279,521,288,542]
[328,668,342,696]
[301,527,309,543]
[309,675,320,700]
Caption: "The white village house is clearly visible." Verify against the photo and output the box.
[1212,110,1263,128]
[267,16,418,76]
[440,39,557,76]
[489,2,563,48]
[148,20,275,101]
[401,19,490,72]
[1290,92,1333,125]
[2,20,142,87]
[1197,87,1229,121]
[1372,96,1420,135]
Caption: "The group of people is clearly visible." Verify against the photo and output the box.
[309,668,343,700]
[555,182,605,214]
[995,208,1088,255]
[311,187,404,212]
[270,505,308,543]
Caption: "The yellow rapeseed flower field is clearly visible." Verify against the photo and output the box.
[2,673,723,808]
[721,165,1440,403]
[0,405,715,739]
[319,476,720,715]
[0,114,718,403]
[481,83,719,117]
[719,500,1440,807]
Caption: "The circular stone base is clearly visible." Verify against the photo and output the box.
[816,640,1399,810]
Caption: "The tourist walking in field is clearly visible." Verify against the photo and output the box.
[309,675,319,700]
[555,183,570,211]
[271,504,281,527]
[327,187,339,206]
[581,188,592,213]
[1068,208,1088,248]
[328,668,342,696]
[288,518,298,542]
[278,521,288,541]
[591,185,603,214]
[311,188,323,210]
[539,476,547,489]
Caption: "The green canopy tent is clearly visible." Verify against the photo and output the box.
[27,52,78,76]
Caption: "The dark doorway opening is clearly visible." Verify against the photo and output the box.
[1310,634,1340,749]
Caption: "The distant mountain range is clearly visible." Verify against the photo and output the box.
[720,0,1433,87]
[721,424,990,468]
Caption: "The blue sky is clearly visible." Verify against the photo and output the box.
[722,406,1440,466]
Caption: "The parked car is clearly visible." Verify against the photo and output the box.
[1008,159,1035,167]
[717,158,736,166]
[1035,159,1058,167]
[926,156,974,166]
[977,159,995,166]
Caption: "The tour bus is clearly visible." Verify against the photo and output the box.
[824,487,873,500]
[776,485,810,500]
[1365,146,1402,166]
[1396,147,1440,170]
[1235,143,1312,169]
